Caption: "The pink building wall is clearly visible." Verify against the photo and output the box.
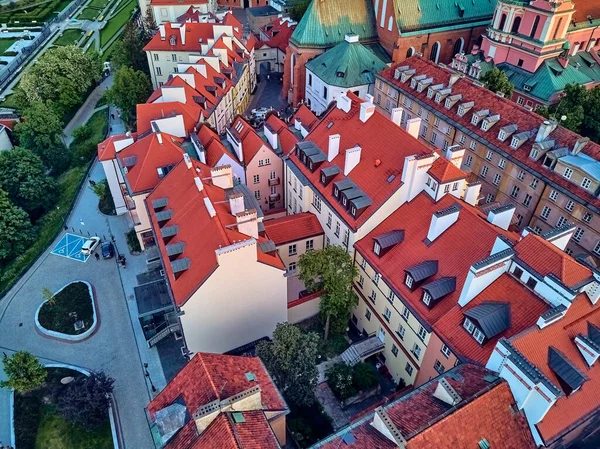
[246,145,284,213]
[414,332,459,387]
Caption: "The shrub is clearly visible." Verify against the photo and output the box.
[326,362,355,401]
[37,281,94,334]
[14,393,42,449]
[352,362,378,391]
[126,229,141,253]
[0,351,47,393]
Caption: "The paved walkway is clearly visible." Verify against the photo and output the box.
[315,382,350,431]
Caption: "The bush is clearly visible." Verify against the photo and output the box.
[14,393,42,449]
[126,228,141,253]
[37,281,94,335]
[352,362,378,391]
[1,351,47,393]
[326,363,355,401]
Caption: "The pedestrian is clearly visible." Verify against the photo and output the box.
[111,113,115,120]
[95,253,100,261]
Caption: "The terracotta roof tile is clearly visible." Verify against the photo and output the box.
[97,134,129,161]
[136,101,202,136]
[514,233,593,288]
[427,156,467,183]
[197,125,236,167]
[264,114,299,154]
[511,297,600,445]
[264,212,324,245]
[258,17,296,52]
[292,104,318,131]
[230,116,275,164]
[144,23,217,52]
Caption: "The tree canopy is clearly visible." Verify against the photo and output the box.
[256,322,320,407]
[0,351,46,393]
[480,67,514,99]
[106,66,153,128]
[111,22,150,74]
[0,188,34,262]
[0,147,58,216]
[15,46,102,113]
[298,245,358,340]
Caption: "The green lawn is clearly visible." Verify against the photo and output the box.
[99,0,135,46]
[88,0,109,9]
[53,29,83,46]
[100,35,119,61]
[0,38,18,53]
[0,92,20,109]
[78,6,100,20]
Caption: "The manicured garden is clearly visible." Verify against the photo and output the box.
[38,281,94,335]
[53,28,83,46]
[0,37,18,53]
[99,0,135,46]
[0,0,73,24]
[78,6,101,20]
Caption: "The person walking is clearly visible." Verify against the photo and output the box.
[95,253,100,261]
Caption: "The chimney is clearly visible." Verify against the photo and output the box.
[572,137,590,155]
[337,93,352,113]
[535,119,558,142]
[433,378,462,406]
[359,100,375,123]
[448,72,461,87]
[210,165,233,189]
[371,408,407,448]
[203,197,216,217]
[159,24,166,40]
[458,249,513,306]
[463,182,481,206]
[575,334,600,367]
[180,23,186,45]
[487,204,516,230]
[405,117,422,139]
[194,176,204,192]
[184,153,193,169]
[390,107,403,127]
[156,132,163,144]
[229,192,245,215]
[444,144,465,167]
[264,124,278,150]
[328,134,340,161]
[344,33,359,43]
[427,205,460,242]
[344,146,361,175]
[236,209,258,238]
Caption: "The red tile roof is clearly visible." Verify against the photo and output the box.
[258,17,296,52]
[264,114,299,154]
[427,156,467,183]
[314,364,535,449]
[230,116,274,164]
[379,56,600,211]
[511,296,600,445]
[97,134,130,161]
[197,124,236,167]
[434,274,550,364]
[136,101,203,136]
[514,233,593,288]
[571,2,600,26]
[146,158,284,306]
[292,104,318,131]
[264,212,324,245]
[150,0,207,5]
[145,22,217,52]
[290,93,435,230]
[354,193,519,327]
[118,132,185,194]
[148,353,286,449]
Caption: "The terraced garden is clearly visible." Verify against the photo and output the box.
[99,0,135,46]
[53,28,84,46]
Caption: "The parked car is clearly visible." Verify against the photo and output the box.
[101,241,114,259]
[81,237,101,256]
[251,107,271,119]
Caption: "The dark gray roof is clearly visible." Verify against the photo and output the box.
[166,242,185,257]
[542,223,575,240]
[171,258,191,274]
[286,160,309,186]
[258,240,277,253]
[342,187,363,201]
[161,225,179,238]
[472,248,514,270]
[589,323,600,347]
[548,347,587,393]
[373,230,404,250]
[333,178,356,191]
[155,209,173,222]
[540,304,567,321]
[405,260,438,282]
[322,166,340,177]
[422,277,456,301]
[134,280,173,317]
[152,198,168,209]
[298,141,326,163]
[579,334,600,354]
[123,155,137,167]
[490,203,516,214]
[434,204,460,218]
[351,195,373,209]
[464,302,510,339]
[225,183,264,219]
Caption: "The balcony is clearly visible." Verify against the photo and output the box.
[268,177,280,186]
[269,193,281,202]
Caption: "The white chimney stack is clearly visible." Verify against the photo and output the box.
[264,124,278,150]
[535,119,557,142]
[180,23,186,45]
[390,107,403,127]
[359,100,375,123]
[487,204,516,231]
[328,134,340,162]
[463,182,481,206]
[156,132,163,144]
[184,153,193,169]
[344,146,361,175]
[229,193,245,215]
[337,93,352,113]
[210,165,233,189]
[405,117,422,139]
[236,209,258,238]
[427,205,460,242]
[194,176,204,192]
[159,24,166,40]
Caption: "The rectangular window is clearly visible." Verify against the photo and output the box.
[463,317,475,334]
[306,239,314,251]
[343,229,349,246]
[434,117,440,128]
[397,324,405,339]
[469,140,477,150]
[493,174,502,185]
[335,222,340,237]
[441,344,451,358]
[327,212,332,228]
[420,125,428,138]
[412,343,421,359]
[556,216,568,227]
[434,360,445,374]
[358,275,364,288]
[270,186,277,195]
[384,307,391,322]
[530,179,538,189]
[574,227,584,242]
[405,275,413,289]
[288,262,297,274]
[566,200,575,212]
[517,170,525,181]
[312,195,321,212]
[365,310,371,321]
[584,212,593,223]
[459,134,466,144]
[405,363,413,376]
[564,167,573,179]
[369,290,377,303]
[308,74,312,86]
[430,132,438,144]
[418,326,427,340]
[253,174,260,184]
[498,158,506,169]
[387,290,395,304]
[323,86,328,99]
[153,53,159,61]
[593,241,600,255]
[288,244,297,256]
[485,193,495,203]
[510,185,520,198]
[156,67,162,75]
[549,189,558,201]
[582,177,592,190]
[523,194,532,208]
[480,166,488,178]
[513,266,524,278]
[374,272,381,285]
[541,206,551,220]
[526,277,538,289]
[465,155,473,167]
[486,150,493,161]
[171,54,177,61]
[391,344,399,357]
[254,190,261,200]
[473,327,485,344]
[402,306,410,320]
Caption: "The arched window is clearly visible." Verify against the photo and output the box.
[553,17,563,40]
[406,47,415,58]
[453,38,464,56]
[511,16,521,34]
[530,15,540,39]
[430,41,440,63]
[499,13,507,31]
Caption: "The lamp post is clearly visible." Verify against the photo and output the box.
[144,363,157,393]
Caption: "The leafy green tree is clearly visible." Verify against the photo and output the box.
[14,101,70,171]
[106,67,152,128]
[538,83,587,134]
[352,362,378,391]
[0,189,34,262]
[111,22,150,74]
[290,0,310,22]
[143,7,158,40]
[16,46,102,113]
[0,147,58,216]
[582,87,600,142]
[299,245,358,341]
[55,371,114,429]
[480,67,514,98]
[256,322,320,407]
[0,351,47,393]
[326,362,355,400]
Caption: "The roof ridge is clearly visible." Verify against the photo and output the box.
[198,352,220,401]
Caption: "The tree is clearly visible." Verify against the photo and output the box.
[0,147,58,216]
[480,67,514,98]
[538,83,587,134]
[16,46,102,113]
[14,101,70,172]
[143,7,158,41]
[55,371,114,429]
[111,22,150,74]
[0,189,35,262]
[0,351,47,393]
[290,0,310,22]
[106,67,152,128]
[326,362,355,400]
[256,323,320,407]
[298,245,358,341]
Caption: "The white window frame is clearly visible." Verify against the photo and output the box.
[463,317,475,334]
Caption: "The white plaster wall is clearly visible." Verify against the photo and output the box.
[288,297,321,324]
[216,153,245,184]
[101,160,127,215]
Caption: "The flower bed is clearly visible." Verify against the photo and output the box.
[36,281,95,336]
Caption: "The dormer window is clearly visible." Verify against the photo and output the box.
[342,197,347,206]
[410,78,417,89]
[473,328,485,344]
[169,35,176,46]
[458,106,465,116]
[351,206,357,216]
[531,149,539,159]
[333,186,339,198]
[445,98,452,109]
[435,92,442,103]
[481,120,489,131]
[471,114,480,125]
[427,88,435,99]
[511,136,520,149]
[423,291,432,305]
[498,130,506,141]
[463,317,475,333]
[374,241,381,255]
[321,174,326,184]
[405,274,414,288]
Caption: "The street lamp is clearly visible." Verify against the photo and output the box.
[144,363,157,393]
